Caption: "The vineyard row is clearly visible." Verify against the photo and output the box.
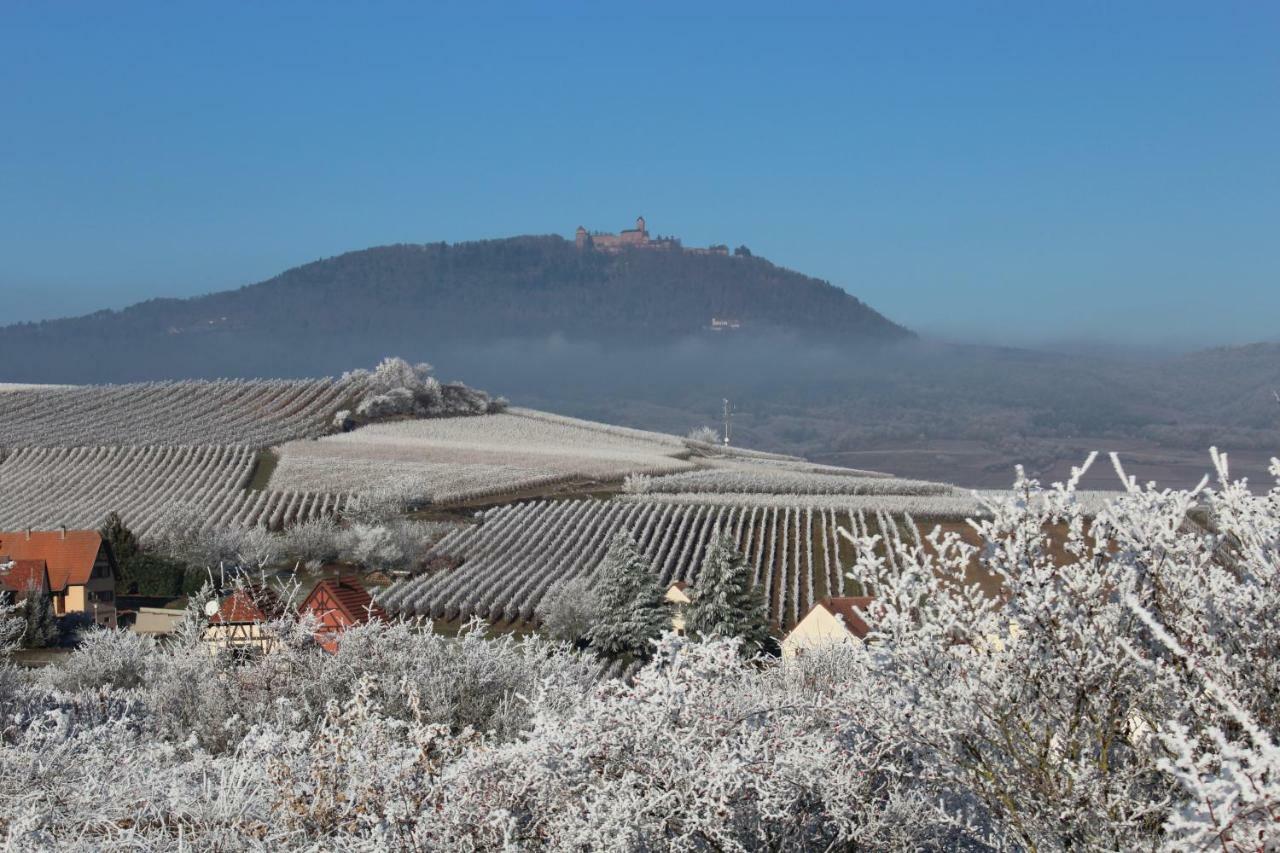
[0,377,358,448]
[0,444,350,537]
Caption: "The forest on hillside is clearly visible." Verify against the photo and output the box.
[0,237,907,382]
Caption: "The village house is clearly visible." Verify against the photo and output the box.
[0,529,118,627]
[203,577,385,655]
[202,585,285,656]
[781,596,873,658]
[664,580,692,636]
[299,576,386,652]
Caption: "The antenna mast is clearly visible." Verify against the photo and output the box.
[722,398,732,446]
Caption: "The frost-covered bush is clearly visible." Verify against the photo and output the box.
[1,450,1278,850]
[537,575,602,645]
[831,450,1280,850]
[147,503,281,572]
[0,596,24,653]
[280,516,343,565]
[340,519,445,572]
[343,357,505,424]
[686,425,720,444]
[621,472,652,494]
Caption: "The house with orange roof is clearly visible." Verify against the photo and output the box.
[202,585,285,656]
[0,529,117,627]
[781,596,873,658]
[0,559,52,603]
[300,576,386,652]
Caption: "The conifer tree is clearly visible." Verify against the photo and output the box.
[100,511,140,565]
[687,530,771,655]
[100,511,141,593]
[586,531,670,661]
[20,584,59,648]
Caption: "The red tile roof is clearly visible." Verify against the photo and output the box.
[0,559,51,595]
[302,577,386,626]
[208,587,285,625]
[818,597,874,639]
[0,530,105,592]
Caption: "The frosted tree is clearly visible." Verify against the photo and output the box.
[538,575,602,646]
[586,531,669,660]
[0,590,23,653]
[280,516,343,566]
[831,449,1280,850]
[686,529,772,654]
[99,511,139,567]
[342,356,505,423]
[686,425,720,444]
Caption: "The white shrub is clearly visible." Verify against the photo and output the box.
[0,451,1276,849]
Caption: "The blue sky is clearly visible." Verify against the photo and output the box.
[2,2,1276,345]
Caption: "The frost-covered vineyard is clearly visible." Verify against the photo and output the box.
[380,497,931,629]
[0,363,982,595]
[0,445,351,537]
[263,408,711,503]
[0,377,358,448]
[631,468,958,496]
[266,452,576,506]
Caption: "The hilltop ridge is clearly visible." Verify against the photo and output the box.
[0,234,909,382]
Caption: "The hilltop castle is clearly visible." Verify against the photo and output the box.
[575,217,728,255]
[576,216,655,250]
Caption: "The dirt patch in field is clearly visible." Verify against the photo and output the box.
[246,449,279,491]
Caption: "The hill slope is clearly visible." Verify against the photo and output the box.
[0,236,909,382]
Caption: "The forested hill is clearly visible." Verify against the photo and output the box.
[0,236,910,382]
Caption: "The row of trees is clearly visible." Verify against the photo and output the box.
[100,504,454,599]
[541,529,772,661]
[335,357,505,429]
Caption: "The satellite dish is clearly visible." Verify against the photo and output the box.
[203,599,221,617]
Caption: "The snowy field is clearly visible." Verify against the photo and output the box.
[0,382,74,392]
[268,410,703,504]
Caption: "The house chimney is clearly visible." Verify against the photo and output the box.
[25,528,31,540]
[59,525,66,540]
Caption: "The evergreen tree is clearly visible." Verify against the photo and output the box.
[100,512,140,593]
[100,511,140,564]
[124,552,189,597]
[20,584,59,648]
[687,530,771,655]
[586,531,670,661]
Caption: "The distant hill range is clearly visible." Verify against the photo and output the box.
[0,235,909,382]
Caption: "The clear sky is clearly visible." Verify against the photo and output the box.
[2,2,1277,346]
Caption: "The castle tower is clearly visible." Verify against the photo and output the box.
[575,225,588,249]
[635,216,646,237]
